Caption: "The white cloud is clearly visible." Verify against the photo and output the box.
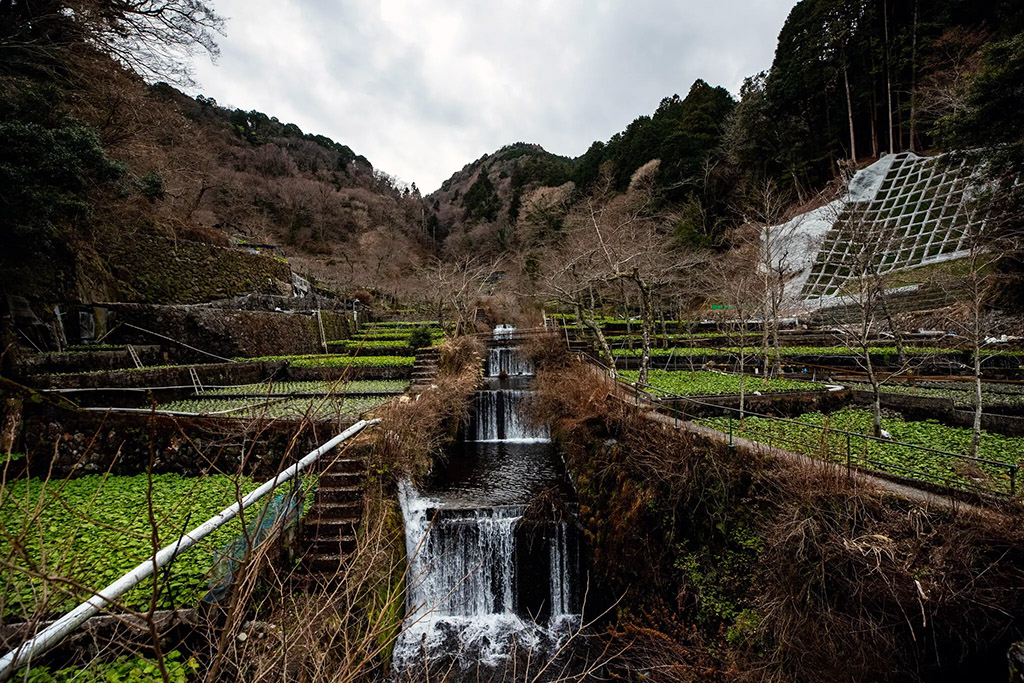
[189,0,796,192]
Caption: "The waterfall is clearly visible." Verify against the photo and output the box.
[392,324,581,677]
[488,347,533,376]
[402,498,522,617]
[493,324,516,341]
[394,484,579,673]
[471,390,550,443]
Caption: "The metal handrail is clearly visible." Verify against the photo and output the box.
[0,419,379,680]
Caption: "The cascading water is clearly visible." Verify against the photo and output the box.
[471,389,550,442]
[392,326,581,680]
[488,346,533,377]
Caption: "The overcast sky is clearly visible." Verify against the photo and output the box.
[188,0,797,193]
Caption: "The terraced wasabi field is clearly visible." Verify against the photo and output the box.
[699,408,1023,495]
[846,381,1024,410]
[621,370,821,396]
[242,354,415,368]
[199,379,408,396]
[612,345,952,358]
[157,395,390,419]
[0,473,317,618]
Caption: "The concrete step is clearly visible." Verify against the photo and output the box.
[318,457,365,474]
[320,470,364,486]
[315,485,363,503]
[306,514,361,528]
[304,553,350,574]
[311,499,362,515]
[306,534,358,555]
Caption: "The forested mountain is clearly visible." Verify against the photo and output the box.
[735,0,1024,199]
[427,80,736,254]
[429,0,1024,261]
[3,0,1021,308]
[1,2,428,305]
[424,143,574,255]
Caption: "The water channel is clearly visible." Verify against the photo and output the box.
[393,326,582,679]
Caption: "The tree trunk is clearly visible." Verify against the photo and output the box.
[884,0,895,154]
[909,0,920,153]
[871,107,880,158]
[970,290,983,457]
[769,269,784,378]
[971,343,983,457]
[877,287,907,366]
[635,274,655,387]
[1,398,23,454]
[865,348,883,438]
[578,302,617,378]
[844,61,858,163]
[738,345,746,424]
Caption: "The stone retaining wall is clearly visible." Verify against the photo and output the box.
[101,304,351,361]
[20,403,331,479]
[16,346,165,375]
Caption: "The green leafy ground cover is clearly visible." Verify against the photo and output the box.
[846,382,1024,410]
[363,321,439,329]
[622,370,821,395]
[698,408,1023,495]
[0,472,317,617]
[22,651,198,682]
[51,353,417,376]
[326,339,413,350]
[241,354,415,368]
[157,396,389,419]
[340,331,444,342]
[606,332,733,343]
[59,345,127,354]
[613,345,955,358]
[200,380,408,396]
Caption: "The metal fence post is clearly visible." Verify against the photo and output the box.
[846,432,852,475]
[1012,465,1018,497]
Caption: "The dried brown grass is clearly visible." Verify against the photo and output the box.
[371,335,483,483]
[532,354,1024,683]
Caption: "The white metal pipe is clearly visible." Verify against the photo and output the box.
[0,419,379,680]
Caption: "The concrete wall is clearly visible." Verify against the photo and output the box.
[20,403,332,479]
[101,304,351,361]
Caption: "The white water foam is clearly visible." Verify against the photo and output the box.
[393,482,580,673]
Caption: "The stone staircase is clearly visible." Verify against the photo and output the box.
[409,347,441,393]
[300,454,365,575]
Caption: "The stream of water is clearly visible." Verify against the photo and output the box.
[392,327,581,679]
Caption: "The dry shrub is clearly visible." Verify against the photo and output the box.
[476,293,544,328]
[591,621,718,683]
[437,334,483,375]
[743,459,1024,683]
[533,356,1024,682]
[522,329,572,371]
[371,335,482,481]
[223,480,407,682]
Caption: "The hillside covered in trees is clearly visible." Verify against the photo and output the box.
[2,0,1022,312]
[1,0,428,306]
[428,0,1024,275]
